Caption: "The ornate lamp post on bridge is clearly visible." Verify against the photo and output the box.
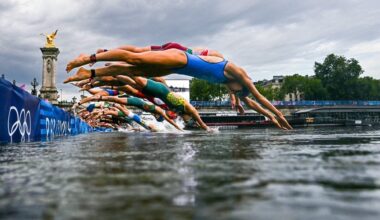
[31,78,39,96]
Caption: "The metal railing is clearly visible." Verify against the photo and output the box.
[190,100,380,107]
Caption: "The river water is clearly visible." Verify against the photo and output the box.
[1,127,380,220]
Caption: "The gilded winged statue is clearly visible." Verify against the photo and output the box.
[41,30,58,48]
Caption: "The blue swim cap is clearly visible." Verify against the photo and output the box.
[156,115,164,122]
[86,104,95,112]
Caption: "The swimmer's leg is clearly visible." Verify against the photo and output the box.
[64,64,169,83]
[66,49,186,73]
[115,105,158,132]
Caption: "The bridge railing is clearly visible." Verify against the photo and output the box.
[191,101,231,107]
[190,100,380,107]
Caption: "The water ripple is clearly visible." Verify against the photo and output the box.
[1,127,380,220]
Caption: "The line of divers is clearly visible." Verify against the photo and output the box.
[65,42,293,132]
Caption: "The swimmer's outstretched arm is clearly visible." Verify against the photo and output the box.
[90,109,104,120]
[114,85,140,96]
[229,89,236,108]
[86,88,104,95]
[92,112,105,120]
[225,63,292,130]
[80,95,127,106]
[243,82,292,129]
[115,105,158,132]
[79,96,100,105]
[234,97,245,115]
[84,79,125,90]
[154,107,183,131]
[78,108,88,114]
[226,87,245,114]
[240,97,284,130]
[102,110,119,117]
[95,76,122,84]
[184,105,210,131]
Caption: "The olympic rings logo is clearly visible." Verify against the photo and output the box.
[46,118,65,138]
[45,117,72,139]
[6,106,87,142]
[7,106,32,142]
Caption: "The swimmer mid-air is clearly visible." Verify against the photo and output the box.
[65,43,292,130]
[90,42,243,113]
[80,95,183,131]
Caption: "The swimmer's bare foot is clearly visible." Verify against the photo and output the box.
[64,67,91,83]
[66,54,90,73]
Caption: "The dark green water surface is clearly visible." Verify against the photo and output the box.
[1,127,380,220]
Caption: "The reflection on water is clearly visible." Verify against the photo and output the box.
[1,127,380,220]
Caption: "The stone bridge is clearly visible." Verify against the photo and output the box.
[190,100,380,116]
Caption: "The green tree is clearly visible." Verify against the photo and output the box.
[302,77,328,100]
[255,84,281,101]
[280,74,327,100]
[190,78,228,101]
[314,54,363,100]
[279,74,304,98]
[353,77,380,100]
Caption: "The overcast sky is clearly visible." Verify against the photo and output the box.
[1,0,380,100]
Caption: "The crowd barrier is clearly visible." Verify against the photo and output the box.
[190,100,380,107]
[0,78,93,143]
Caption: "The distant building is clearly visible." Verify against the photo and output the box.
[284,90,302,102]
[56,97,77,112]
[56,100,75,112]
[270,75,284,89]
[256,75,303,101]
[256,75,284,89]
[164,74,190,101]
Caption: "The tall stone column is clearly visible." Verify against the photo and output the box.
[39,47,60,104]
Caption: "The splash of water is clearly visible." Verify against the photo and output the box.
[118,114,221,134]
[142,114,191,134]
